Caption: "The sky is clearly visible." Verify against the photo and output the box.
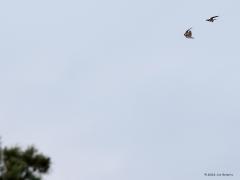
[0,0,240,179]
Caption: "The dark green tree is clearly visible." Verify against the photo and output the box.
[0,145,51,180]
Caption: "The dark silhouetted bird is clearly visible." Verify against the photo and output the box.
[206,16,219,22]
[184,27,194,39]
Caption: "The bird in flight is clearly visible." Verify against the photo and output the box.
[206,16,219,22]
[184,27,194,39]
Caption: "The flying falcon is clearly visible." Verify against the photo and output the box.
[206,16,219,22]
[184,27,194,39]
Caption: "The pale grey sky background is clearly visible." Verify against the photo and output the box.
[0,0,240,179]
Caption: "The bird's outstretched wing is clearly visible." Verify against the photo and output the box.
[206,16,219,22]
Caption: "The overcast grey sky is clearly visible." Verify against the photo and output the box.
[0,0,240,179]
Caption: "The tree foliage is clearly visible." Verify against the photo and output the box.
[0,145,51,180]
